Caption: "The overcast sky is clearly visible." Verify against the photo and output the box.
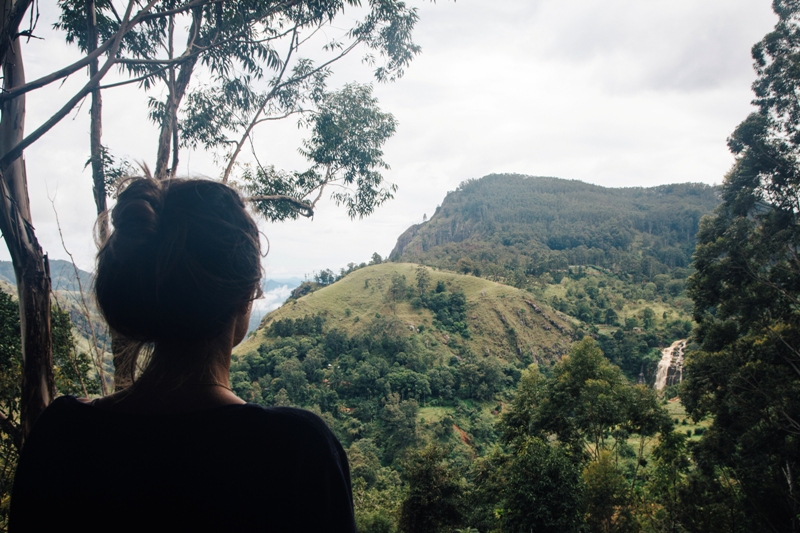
[9,0,778,281]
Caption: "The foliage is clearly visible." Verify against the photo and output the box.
[390,174,714,357]
[398,444,464,533]
[490,339,680,533]
[56,0,423,215]
[0,292,99,528]
[500,436,584,533]
[684,2,800,531]
[501,338,662,459]
[238,264,707,531]
[583,450,635,533]
[244,83,399,220]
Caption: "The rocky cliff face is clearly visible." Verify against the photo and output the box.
[389,222,423,259]
[390,205,482,260]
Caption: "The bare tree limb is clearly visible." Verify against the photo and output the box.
[0,0,152,170]
[0,37,115,105]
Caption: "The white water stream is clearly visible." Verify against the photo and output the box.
[655,339,686,390]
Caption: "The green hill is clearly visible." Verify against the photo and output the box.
[238,262,574,366]
[231,263,573,463]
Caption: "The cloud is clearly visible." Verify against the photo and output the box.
[247,285,295,333]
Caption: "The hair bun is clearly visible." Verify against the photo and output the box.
[96,177,262,343]
[111,179,163,241]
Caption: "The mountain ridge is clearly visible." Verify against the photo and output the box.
[390,174,719,276]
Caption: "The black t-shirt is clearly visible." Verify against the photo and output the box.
[10,396,356,532]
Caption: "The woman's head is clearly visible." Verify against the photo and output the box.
[95,178,261,343]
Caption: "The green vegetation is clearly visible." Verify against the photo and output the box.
[233,264,574,530]
[391,175,717,285]
[234,258,717,531]
[0,291,100,528]
[390,175,713,378]
[681,2,800,531]
[240,263,574,368]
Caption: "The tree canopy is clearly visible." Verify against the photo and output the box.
[684,1,800,530]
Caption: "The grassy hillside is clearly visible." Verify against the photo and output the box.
[240,262,574,365]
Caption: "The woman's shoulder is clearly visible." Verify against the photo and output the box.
[240,404,332,432]
[229,404,342,451]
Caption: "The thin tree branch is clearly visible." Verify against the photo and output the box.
[0,37,115,105]
[309,164,333,209]
[50,196,107,396]
[246,194,313,217]
[222,26,298,183]
[96,64,171,90]
[0,0,154,170]
[52,299,89,399]
[251,108,307,127]
[115,50,202,66]
[223,34,363,183]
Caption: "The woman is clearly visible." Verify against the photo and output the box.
[10,178,356,532]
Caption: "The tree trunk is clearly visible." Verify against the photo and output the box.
[0,36,54,441]
[87,0,108,243]
[153,8,202,181]
[85,0,133,393]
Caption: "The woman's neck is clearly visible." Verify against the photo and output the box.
[92,336,245,414]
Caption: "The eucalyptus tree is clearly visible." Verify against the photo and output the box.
[56,0,418,227]
[685,1,800,530]
[0,0,428,440]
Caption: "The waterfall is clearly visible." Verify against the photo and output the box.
[655,339,686,390]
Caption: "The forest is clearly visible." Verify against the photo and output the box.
[229,262,706,532]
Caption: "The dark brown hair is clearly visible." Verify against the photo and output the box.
[95,178,261,342]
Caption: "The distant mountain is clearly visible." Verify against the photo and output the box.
[263,277,303,292]
[0,259,94,293]
[389,174,717,331]
[391,174,719,279]
[0,259,299,338]
[0,261,302,296]
[248,277,304,333]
